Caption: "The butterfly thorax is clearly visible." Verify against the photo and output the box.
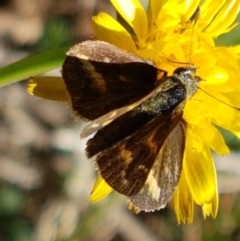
[173,66,200,98]
[139,67,200,115]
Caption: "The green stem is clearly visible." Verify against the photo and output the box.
[0,46,69,87]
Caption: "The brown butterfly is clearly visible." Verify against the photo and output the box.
[62,40,201,212]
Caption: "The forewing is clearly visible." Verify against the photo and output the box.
[80,87,161,138]
[95,110,183,196]
[62,40,158,120]
[129,122,185,212]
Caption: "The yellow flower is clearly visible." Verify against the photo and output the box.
[90,0,240,223]
[27,0,240,223]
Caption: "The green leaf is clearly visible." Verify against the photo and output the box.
[0,46,69,87]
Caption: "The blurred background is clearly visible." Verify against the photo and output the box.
[0,0,240,241]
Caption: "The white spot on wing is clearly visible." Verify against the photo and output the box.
[144,169,160,201]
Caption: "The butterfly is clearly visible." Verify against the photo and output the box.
[61,39,201,212]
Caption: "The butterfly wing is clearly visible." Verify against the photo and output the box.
[129,122,185,211]
[94,110,183,196]
[86,109,155,158]
[80,87,162,138]
[62,40,160,120]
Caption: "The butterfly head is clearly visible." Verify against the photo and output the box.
[173,66,201,99]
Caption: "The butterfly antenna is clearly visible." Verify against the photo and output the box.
[198,87,240,110]
[188,7,200,68]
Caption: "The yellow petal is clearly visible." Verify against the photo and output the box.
[206,48,240,92]
[233,45,240,55]
[173,170,194,224]
[185,89,240,138]
[90,175,113,203]
[223,91,240,107]
[199,0,228,32]
[186,122,230,156]
[202,190,219,218]
[27,77,70,102]
[184,129,218,205]
[201,90,240,137]
[182,0,201,23]
[157,1,182,33]
[92,12,137,53]
[204,0,240,36]
[111,0,148,41]
[147,0,164,29]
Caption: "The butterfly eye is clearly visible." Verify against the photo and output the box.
[173,67,188,74]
